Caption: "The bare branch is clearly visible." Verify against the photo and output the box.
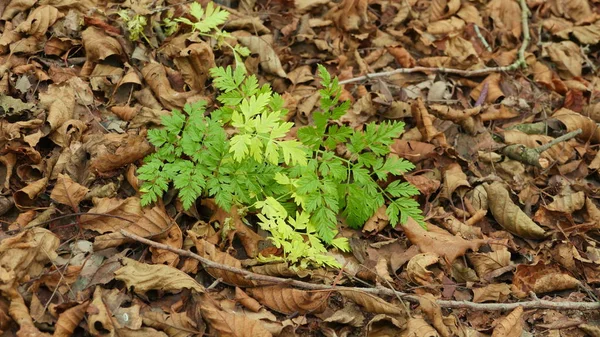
[121,230,600,312]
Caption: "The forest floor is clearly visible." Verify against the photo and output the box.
[2,0,600,336]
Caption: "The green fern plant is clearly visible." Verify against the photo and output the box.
[138,65,422,268]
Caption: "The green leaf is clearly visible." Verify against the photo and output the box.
[230,134,252,161]
[374,157,415,180]
[385,181,420,198]
[279,140,307,166]
[311,206,337,243]
[161,109,186,134]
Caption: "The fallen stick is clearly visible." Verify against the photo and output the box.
[121,230,600,311]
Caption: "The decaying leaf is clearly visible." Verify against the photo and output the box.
[114,257,205,294]
[402,218,486,263]
[190,234,257,287]
[491,306,524,337]
[50,173,89,210]
[247,285,328,315]
[337,289,406,316]
[512,262,580,297]
[472,283,511,303]
[484,182,547,239]
[406,253,439,286]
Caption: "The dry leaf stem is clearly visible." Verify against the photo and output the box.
[338,0,531,84]
[502,129,582,168]
[121,230,600,311]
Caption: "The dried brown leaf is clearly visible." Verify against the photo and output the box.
[472,283,511,303]
[483,182,546,239]
[0,228,59,293]
[440,163,470,200]
[54,301,89,337]
[114,257,205,294]
[544,41,583,79]
[406,253,439,286]
[236,35,286,77]
[468,250,511,278]
[50,173,89,210]
[13,177,48,209]
[403,218,486,263]
[142,311,202,337]
[553,108,600,143]
[546,191,585,213]
[512,262,580,297]
[337,289,406,316]
[418,294,450,337]
[17,5,63,36]
[400,316,438,337]
[190,234,256,287]
[236,287,262,312]
[491,306,524,337]
[199,295,272,337]
[247,285,327,315]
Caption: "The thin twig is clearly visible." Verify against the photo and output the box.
[535,129,582,154]
[121,230,600,311]
[339,0,531,84]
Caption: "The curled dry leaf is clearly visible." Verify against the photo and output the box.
[418,294,451,337]
[81,27,123,63]
[467,250,511,278]
[323,303,365,327]
[150,224,183,266]
[402,218,486,263]
[236,35,287,78]
[438,214,483,239]
[50,173,89,210]
[114,257,205,294]
[512,262,580,298]
[81,197,174,249]
[0,228,59,292]
[13,177,48,209]
[197,293,272,337]
[406,253,439,286]
[546,190,585,213]
[470,73,504,103]
[89,133,153,174]
[54,301,89,337]
[400,316,438,337]
[544,41,582,79]
[553,108,600,144]
[236,287,262,313]
[486,0,522,42]
[326,0,371,32]
[440,162,471,200]
[430,0,460,22]
[491,306,524,337]
[363,205,389,234]
[38,83,75,132]
[174,42,216,92]
[141,63,202,110]
[472,283,511,303]
[142,311,202,336]
[204,200,263,258]
[337,289,405,316]
[411,98,441,143]
[483,182,546,239]
[190,234,257,287]
[247,285,328,315]
[17,5,63,36]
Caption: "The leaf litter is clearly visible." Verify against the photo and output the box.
[1,0,600,336]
